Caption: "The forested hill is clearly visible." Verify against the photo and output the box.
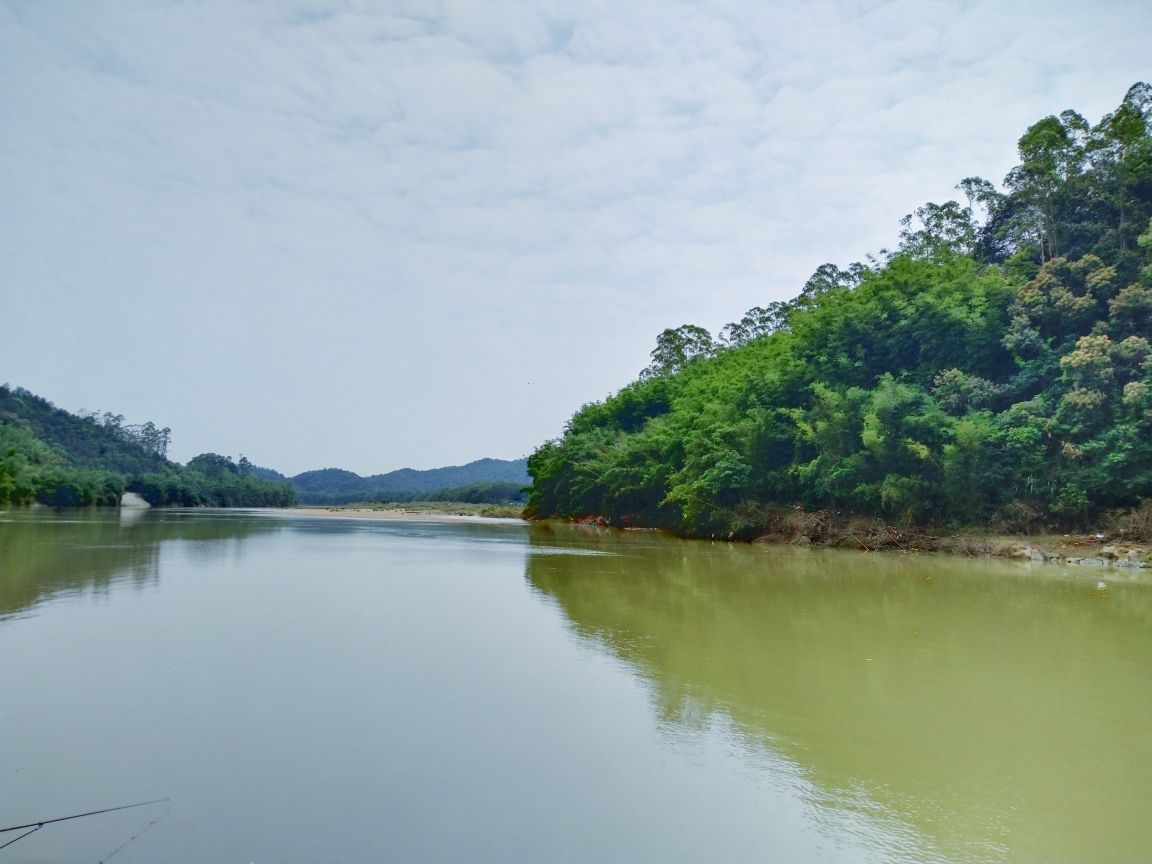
[284,458,530,505]
[528,83,1152,537]
[1,385,297,508]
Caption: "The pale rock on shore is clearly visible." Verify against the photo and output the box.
[1001,542,1149,568]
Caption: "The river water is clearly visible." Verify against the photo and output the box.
[1,509,1149,863]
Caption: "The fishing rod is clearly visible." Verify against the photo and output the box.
[0,799,169,850]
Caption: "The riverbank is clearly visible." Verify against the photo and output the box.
[566,505,1152,569]
[283,503,1150,568]
[753,528,1152,569]
[278,501,526,523]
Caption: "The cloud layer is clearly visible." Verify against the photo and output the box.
[2,1,1149,473]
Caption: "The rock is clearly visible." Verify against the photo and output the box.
[1029,548,1046,562]
[1102,545,1118,559]
[1066,558,1082,564]
[1004,544,1031,560]
[1081,557,1104,566]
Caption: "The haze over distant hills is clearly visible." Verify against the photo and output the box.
[252,458,530,506]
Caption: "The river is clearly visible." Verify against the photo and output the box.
[1,509,1148,862]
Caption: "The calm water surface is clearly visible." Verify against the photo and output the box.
[1,510,1149,862]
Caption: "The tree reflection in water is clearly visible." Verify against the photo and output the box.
[525,524,1152,863]
[1,510,281,619]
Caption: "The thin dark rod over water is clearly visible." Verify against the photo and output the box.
[0,799,169,844]
[0,827,42,851]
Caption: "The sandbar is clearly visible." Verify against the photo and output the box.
[271,507,527,525]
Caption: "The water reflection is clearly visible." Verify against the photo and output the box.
[526,524,1152,863]
[0,509,281,618]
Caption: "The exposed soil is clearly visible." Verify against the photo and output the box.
[562,504,1152,569]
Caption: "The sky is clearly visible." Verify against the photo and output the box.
[2,1,1149,476]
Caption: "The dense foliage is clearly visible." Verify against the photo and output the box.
[0,420,125,508]
[1,386,297,508]
[421,481,527,504]
[306,481,527,507]
[528,84,1152,536]
[130,453,299,508]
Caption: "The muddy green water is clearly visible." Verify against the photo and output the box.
[1,510,1149,862]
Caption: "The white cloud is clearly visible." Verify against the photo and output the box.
[1,0,1148,473]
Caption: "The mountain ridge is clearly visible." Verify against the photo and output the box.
[251,458,530,505]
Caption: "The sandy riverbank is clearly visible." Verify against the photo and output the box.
[566,511,1152,569]
[274,507,1149,568]
[274,506,527,524]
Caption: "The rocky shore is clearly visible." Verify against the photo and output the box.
[760,529,1151,568]
[567,509,1152,569]
[974,538,1150,568]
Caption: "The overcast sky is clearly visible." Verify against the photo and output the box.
[2,1,1148,475]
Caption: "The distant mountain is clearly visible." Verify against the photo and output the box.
[250,465,289,483]
[277,458,530,505]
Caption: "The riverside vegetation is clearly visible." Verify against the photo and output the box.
[527,84,1152,551]
[0,386,525,512]
[0,385,297,508]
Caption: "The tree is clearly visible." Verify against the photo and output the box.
[1004,111,1088,260]
[640,325,716,379]
[796,262,864,307]
[1087,82,1152,253]
[898,201,978,259]
[719,304,790,346]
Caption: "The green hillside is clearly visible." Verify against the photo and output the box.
[527,83,1152,537]
[1,386,297,508]
[288,459,529,505]
[421,480,527,504]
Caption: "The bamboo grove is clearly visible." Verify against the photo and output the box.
[527,84,1152,536]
